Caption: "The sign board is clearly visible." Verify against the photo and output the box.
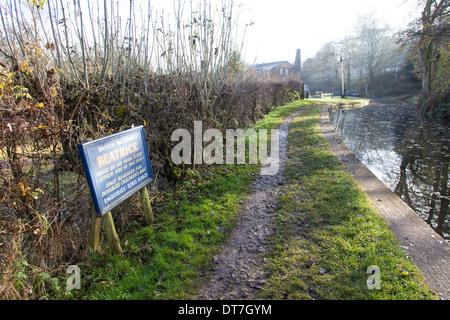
[78,126,153,217]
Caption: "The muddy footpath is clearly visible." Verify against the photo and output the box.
[196,107,311,299]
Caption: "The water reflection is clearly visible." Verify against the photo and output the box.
[330,104,449,239]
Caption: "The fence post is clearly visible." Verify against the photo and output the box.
[139,186,154,225]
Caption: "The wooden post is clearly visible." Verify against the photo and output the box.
[139,186,154,225]
[103,211,122,254]
[89,206,101,251]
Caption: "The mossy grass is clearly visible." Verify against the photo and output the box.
[256,102,438,300]
[64,100,316,299]
[63,99,436,300]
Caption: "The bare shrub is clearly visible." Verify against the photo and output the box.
[0,0,302,299]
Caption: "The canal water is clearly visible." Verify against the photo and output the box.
[330,102,449,239]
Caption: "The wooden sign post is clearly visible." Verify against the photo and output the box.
[79,126,154,254]
[139,186,154,225]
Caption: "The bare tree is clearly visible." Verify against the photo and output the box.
[337,36,359,92]
[302,15,405,97]
[301,42,339,92]
[354,15,398,97]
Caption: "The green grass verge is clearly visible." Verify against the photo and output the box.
[61,99,436,300]
[62,99,316,300]
[255,103,438,300]
[74,165,258,299]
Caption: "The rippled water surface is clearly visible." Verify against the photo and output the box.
[330,103,449,239]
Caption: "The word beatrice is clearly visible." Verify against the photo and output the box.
[96,141,139,169]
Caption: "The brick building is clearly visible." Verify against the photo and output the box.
[250,49,301,81]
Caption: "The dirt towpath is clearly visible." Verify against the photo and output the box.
[320,103,450,300]
[195,106,313,300]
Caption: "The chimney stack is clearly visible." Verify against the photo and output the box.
[294,49,301,73]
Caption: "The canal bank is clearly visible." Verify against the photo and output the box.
[253,101,437,300]
[320,102,450,299]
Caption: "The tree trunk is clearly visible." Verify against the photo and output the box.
[417,0,447,96]
[365,81,370,97]
[418,41,435,95]
[436,161,449,236]
[346,57,351,91]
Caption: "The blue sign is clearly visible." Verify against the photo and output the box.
[78,126,153,217]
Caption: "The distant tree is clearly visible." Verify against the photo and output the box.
[228,50,244,76]
[301,42,339,92]
[337,36,360,92]
[353,15,400,97]
[302,15,407,97]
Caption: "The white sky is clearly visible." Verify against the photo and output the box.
[240,0,420,63]
[73,0,420,66]
[146,0,421,64]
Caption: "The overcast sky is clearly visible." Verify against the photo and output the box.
[9,0,423,65]
[240,0,420,63]
[146,0,421,64]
